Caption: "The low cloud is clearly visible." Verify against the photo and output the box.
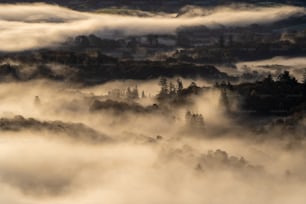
[0,3,305,51]
[236,57,306,82]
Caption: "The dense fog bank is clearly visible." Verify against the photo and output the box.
[0,79,305,204]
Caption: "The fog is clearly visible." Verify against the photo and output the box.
[0,3,305,51]
[236,57,306,82]
[0,79,305,204]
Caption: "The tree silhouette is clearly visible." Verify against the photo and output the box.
[158,77,169,98]
[142,91,146,98]
[277,71,297,85]
[177,78,183,94]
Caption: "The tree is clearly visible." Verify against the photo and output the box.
[141,91,146,98]
[278,71,290,82]
[177,78,183,93]
[159,77,169,96]
[227,81,233,90]
[277,71,297,85]
[263,74,273,84]
[34,96,41,106]
[185,111,192,122]
[132,85,139,99]
[221,89,230,112]
[189,81,197,88]
[126,86,139,100]
[126,87,132,99]
[185,111,205,128]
